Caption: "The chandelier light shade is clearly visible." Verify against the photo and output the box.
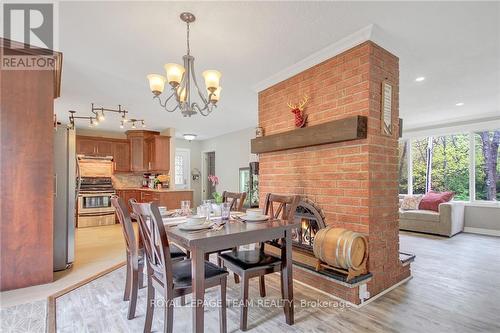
[147,74,166,95]
[164,63,185,86]
[202,70,221,91]
[147,12,222,117]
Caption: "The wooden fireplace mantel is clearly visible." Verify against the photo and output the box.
[251,115,368,154]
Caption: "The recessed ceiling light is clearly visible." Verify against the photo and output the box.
[415,77,425,82]
[455,102,465,106]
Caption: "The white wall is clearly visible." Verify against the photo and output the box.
[464,205,500,234]
[175,138,202,206]
[199,127,255,199]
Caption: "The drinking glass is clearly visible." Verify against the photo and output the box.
[202,203,212,222]
[221,202,231,220]
[180,200,191,216]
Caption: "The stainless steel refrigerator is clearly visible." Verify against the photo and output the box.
[53,124,76,271]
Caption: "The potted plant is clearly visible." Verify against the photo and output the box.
[208,174,223,204]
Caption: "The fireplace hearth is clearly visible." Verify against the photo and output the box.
[292,199,325,254]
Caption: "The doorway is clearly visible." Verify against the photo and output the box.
[203,151,216,200]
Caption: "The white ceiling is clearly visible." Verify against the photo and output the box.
[54,1,500,139]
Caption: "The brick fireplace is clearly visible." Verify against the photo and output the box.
[257,41,411,304]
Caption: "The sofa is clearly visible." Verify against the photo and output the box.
[398,195,465,237]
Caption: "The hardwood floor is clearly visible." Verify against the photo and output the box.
[1,228,499,332]
[53,231,500,332]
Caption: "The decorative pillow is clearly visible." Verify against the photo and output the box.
[400,195,423,210]
[418,191,454,212]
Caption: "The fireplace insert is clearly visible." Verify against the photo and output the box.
[292,199,325,253]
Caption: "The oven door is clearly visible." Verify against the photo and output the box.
[78,192,115,215]
[77,211,116,228]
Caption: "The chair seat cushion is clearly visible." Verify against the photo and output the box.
[172,260,228,288]
[170,243,188,259]
[219,249,281,270]
[399,209,439,222]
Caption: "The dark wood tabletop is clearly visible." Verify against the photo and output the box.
[166,218,298,251]
[164,217,300,333]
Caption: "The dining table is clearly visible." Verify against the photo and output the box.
[163,214,300,333]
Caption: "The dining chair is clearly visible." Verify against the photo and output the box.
[111,196,187,320]
[131,201,229,333]
[218,193,300,331]
[222,190,247,212]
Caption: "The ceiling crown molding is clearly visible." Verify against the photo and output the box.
[252,24,375,92]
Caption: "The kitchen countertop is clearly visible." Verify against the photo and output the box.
[115,187,194,193]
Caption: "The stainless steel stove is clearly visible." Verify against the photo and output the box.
[77,176,116,227]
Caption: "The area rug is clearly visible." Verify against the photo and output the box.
[0,300,46,333]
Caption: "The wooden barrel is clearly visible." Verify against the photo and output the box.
[313,227,367,271]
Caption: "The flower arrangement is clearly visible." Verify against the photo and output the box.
[208,175,223,203]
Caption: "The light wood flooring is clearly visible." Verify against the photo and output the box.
[54,231,500,333]
[1,227,499,332]
[0,224,126,308]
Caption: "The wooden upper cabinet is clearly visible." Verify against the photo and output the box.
[76,136,130,172]
[126,130,169,173]
[147,136,170,172]
[76,136,113,156]
[97,140,113,156]
[128,134,146,172]
[77,138,98,155]
[112,141,130,172]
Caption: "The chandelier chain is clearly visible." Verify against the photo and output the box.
[186,22,190,56]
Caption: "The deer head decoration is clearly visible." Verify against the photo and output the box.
[287,94,309,128]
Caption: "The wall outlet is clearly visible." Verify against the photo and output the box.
[359,283,370,302]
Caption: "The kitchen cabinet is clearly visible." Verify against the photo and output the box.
[77,136,114,156]
[140,190,193,210]
[76,136,130,172]
[126,130,170,173]
[97,140,113,156]
[116,189,193,212]
[112,141,130,172]
[128,135,146,172]
[115,190,141,221]
[140,191,160,204]
[77,138,98,155]
[145,135,170,172]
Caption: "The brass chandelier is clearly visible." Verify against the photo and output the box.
[146,12,222,117]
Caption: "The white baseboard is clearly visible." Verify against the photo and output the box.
[296,275,413,309]
[358,276,412,307]
[464,227,500,237]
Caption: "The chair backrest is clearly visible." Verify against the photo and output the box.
[222,191,247,211]
[263,193,301,221]
[131,201,174,287]
[111,195,138,257]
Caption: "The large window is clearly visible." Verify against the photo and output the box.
[474,131,500,201]
[399,129,499,202]
[411,138,428,194]
[398,141,408,194]
[430,134,469,200]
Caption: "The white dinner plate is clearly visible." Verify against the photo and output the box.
[240,214,270,222]
[178,221,214,231]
